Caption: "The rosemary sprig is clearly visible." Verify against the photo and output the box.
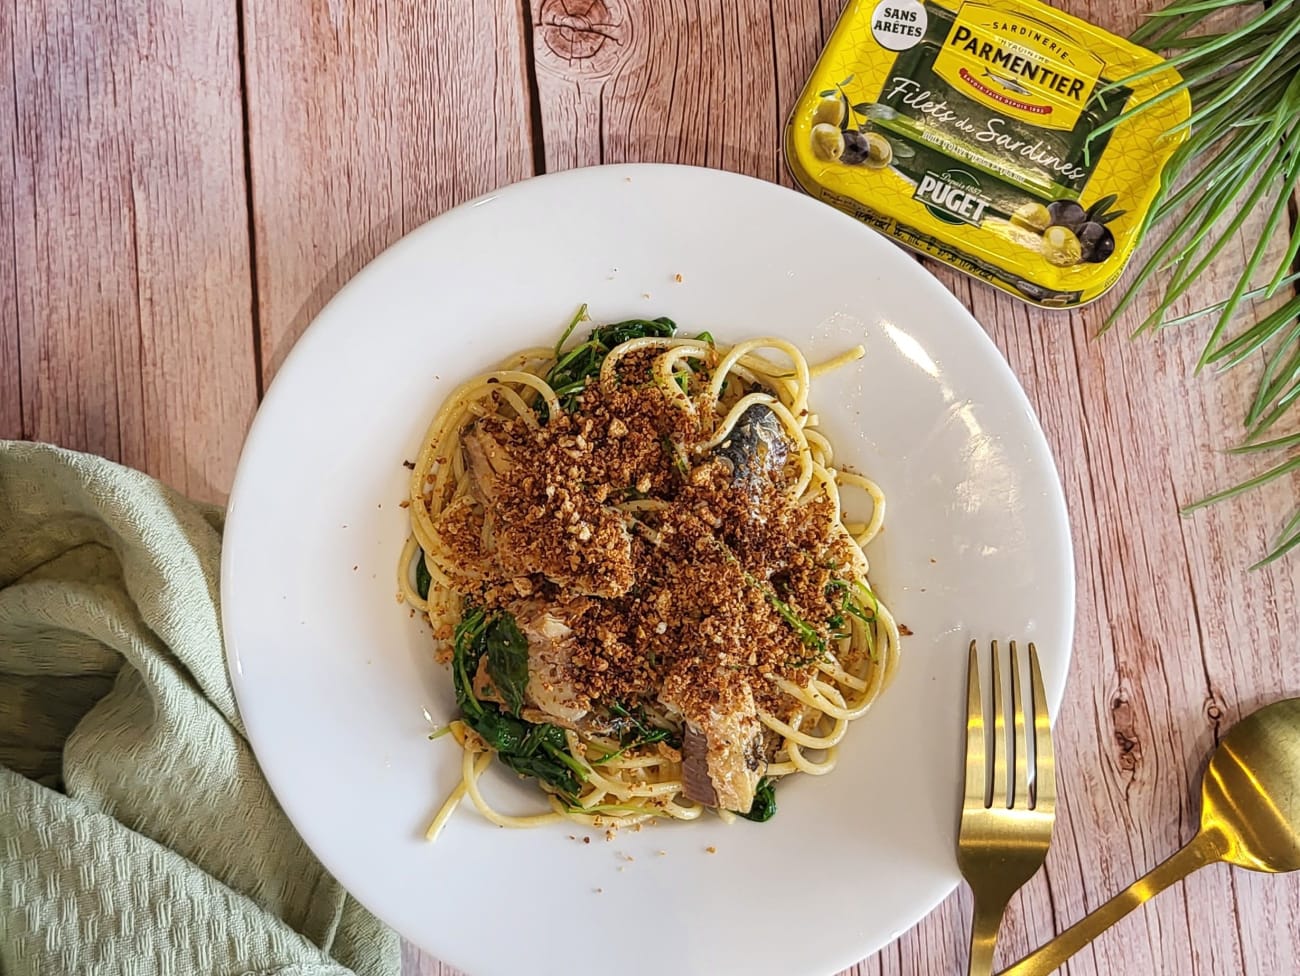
[1106,0,1300,566]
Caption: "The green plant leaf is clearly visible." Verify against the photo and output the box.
[1182,454,1300,515]
[543,314,677,416]
[1113,1,1300,564]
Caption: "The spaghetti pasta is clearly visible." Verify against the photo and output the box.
[399,309,901,841]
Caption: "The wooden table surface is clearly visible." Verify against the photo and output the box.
[6,0,1300,973]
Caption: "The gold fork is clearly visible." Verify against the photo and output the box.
[958,639,1056,976]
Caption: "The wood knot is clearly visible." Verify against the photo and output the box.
[1204,697,1224,724]
[1111,694,1143,772]
[536,0,628,77]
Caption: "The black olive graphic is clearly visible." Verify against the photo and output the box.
[1093,229,1115,261]
[841,130,871,165]
[1047,200,1087,233]
[1078,220,1105,246]
[839,130,892,168]
[1078,220,1116,263]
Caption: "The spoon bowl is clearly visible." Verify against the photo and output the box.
[1202,696,1300,873]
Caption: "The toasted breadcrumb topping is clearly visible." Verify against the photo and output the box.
[438,349,861,724]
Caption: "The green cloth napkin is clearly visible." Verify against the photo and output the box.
[0,440,401,976]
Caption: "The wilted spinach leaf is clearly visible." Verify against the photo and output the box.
[544,315,677,416]
[737,776,777,822]
[484,614,530,717]
[451,605,584,799]
[415,551,432,600]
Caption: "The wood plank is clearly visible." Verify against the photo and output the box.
[400,940,460,976]
[532,0,788,178]
[0,2,21,439]
[2,0,257,503]
[242,0,536,387]
[920,147,1300,976]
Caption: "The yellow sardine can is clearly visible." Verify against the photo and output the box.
[786,0,1190,307]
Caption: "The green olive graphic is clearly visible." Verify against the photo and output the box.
[862,132,893,169]
[1011,202,1050,234]
[811,95,846,128]
[1043,225,1082,267]
[811,123,845,162]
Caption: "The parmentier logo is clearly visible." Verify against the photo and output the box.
[931,1,1106,131]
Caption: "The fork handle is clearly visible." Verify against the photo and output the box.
[968,893,1013,976]
[996,829,1224,976]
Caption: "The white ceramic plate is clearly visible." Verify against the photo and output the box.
[223,164,1074,976]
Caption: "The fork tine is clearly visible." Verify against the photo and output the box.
[1029,642,1056,814]
[1010,640,1027,809]
[964,640,987,807]
[991,640,1007,809]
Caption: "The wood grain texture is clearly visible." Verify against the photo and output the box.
[242,0,536,386]
[532,0,792,178]
[5,0,1300,971]
[1,0,257,502]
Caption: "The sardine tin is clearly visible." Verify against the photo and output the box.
[786,0,1191,308]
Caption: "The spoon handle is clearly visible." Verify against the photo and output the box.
[996,830,1223,976]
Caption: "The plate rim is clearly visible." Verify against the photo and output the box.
[222,161,1076,976]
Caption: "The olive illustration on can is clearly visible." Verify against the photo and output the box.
[811,95,846,128]
[841,131,893,168]
[1078,220,1116,263]
[1010,202,1050,234]
[1042,225,1082,267]
[811,123,845,161]
[1004,194,1126,266]
[1046,200,1087,234]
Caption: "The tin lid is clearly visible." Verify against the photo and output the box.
[785,0,1191,307]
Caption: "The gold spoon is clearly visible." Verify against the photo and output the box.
[999,697,1300,976]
